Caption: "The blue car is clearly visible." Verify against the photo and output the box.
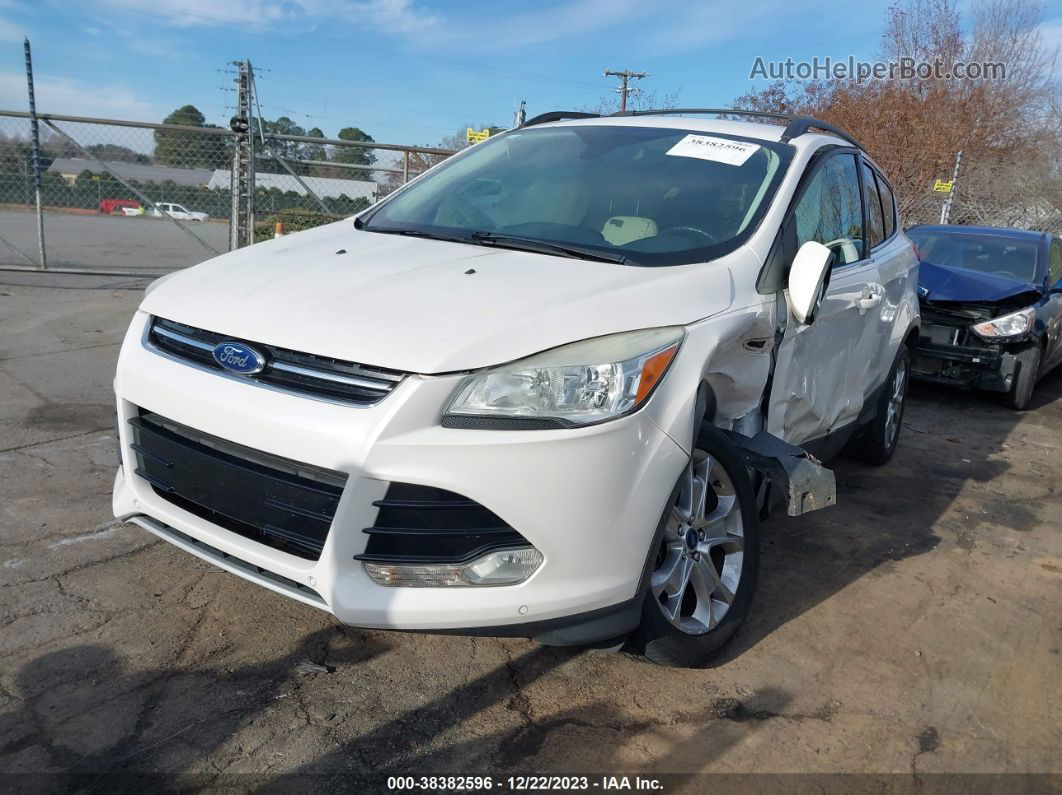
[907,224,1062,409]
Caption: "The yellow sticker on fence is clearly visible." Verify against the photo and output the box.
[933,179,954,193]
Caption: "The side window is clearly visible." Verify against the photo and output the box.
[793,153,864,266]
[861,162,885,248]
[875,172,896,239]
[1050,239,1062,285]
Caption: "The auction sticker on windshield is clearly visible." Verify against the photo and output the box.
[665,134,760,166]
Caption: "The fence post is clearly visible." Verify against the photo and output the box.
[939,150,963,225]
[402,150,410,184]
[24,38,46,270]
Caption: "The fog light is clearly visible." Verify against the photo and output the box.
[364,547,543,587]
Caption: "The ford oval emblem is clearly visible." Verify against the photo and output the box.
[212,341,266,375]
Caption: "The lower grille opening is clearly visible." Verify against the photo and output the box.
[355,483,531,564]
[129,410,346,561]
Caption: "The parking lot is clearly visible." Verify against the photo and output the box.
[0,210,228,273]
[1,271,1060,788]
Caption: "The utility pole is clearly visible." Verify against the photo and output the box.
[604,69,648,112]
[514,98,526,128]
[24,37,46,270]
[939,150,963,225]
[229,59,255,250]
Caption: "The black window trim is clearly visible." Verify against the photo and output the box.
[797,146,871,273]
[756,144,874,293]
[859,156,899,252]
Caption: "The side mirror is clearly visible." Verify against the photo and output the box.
[788,241,833,325]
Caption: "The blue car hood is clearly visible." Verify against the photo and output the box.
[918,260,1042,303]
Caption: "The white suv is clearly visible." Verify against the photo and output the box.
[113,110,919,666]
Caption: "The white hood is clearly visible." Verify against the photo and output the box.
[141,219,745,374]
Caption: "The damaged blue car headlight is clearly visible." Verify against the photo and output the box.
[970,307,1036,339]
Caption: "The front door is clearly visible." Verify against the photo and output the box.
[767,151,879,446]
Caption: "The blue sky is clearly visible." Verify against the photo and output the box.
[0,0,1060,147]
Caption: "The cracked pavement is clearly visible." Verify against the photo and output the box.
[1,272,1060,789]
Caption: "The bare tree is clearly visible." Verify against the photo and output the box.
[580,87,682,116]
[734,0,1061,227]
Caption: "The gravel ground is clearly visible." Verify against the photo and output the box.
[0,210,225,272]
[0,272,1059,792]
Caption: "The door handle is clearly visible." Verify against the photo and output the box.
[857,294,882,313]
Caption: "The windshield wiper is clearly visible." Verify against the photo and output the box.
[469,232,634,265]
[359,224,470,244]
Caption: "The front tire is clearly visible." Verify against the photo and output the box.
[1003,345,1041,411]
[632,424,760,667]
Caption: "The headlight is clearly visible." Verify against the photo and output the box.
[971,307,1036,339]
[444,327,684,429]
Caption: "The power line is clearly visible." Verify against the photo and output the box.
[603,69,648,112]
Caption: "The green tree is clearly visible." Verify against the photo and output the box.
[302,127,327,162]
[85,143,150,164]
[333,127,376,167]
[154,105,230,170]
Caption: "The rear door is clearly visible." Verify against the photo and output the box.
[857,160,913,399]
[767,150,882,446]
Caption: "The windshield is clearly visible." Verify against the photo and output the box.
[908,229,1041,283]
[363,125,793,266]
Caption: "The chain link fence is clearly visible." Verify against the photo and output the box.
[901,159,1061,233]
[3,109,1055,273]
[0,110,455,273]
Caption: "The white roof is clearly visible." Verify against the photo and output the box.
[207,169,378,200]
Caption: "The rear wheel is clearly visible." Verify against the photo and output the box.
[1003,345,1041,411]
[632,425,760,667]
[845,346,910,466]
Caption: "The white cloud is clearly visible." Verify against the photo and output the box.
[99,0,440,35]
[446,0,644,48]
[0,70,157,120]
[100,0,287,28]
[0,15,23,42]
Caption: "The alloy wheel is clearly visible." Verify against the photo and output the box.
[650,450,744,635]
[885,358,907,447]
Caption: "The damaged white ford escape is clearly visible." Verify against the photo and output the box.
[113,110,919,666]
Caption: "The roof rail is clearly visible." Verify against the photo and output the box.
[521,111,601,127]
[521,108,864,150]
[613,108,864,149]
[779,116,863,150]
[609,107,792,122]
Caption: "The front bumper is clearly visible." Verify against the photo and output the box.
[113,312,687,641]
[913,340,1018,392]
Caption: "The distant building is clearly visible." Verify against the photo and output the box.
[47,158,213,187]
[207,169,378,202]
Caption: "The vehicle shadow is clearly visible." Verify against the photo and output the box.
[3,634,790,786]
[718,363,1062,663]
[0,628,390,787]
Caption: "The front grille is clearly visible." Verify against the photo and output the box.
[355,483,531,564]
[129,410,347,560]
[148,317,406,405]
